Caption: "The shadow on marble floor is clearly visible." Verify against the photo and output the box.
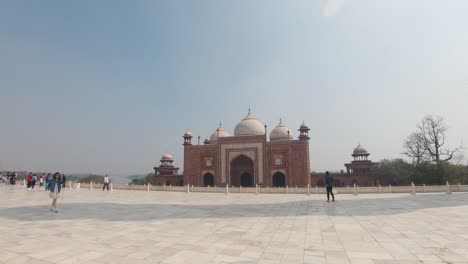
[0,193,467,221]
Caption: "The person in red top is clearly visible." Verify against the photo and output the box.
[27,172,33,189]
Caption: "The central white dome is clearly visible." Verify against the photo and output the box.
[234,112,265,136]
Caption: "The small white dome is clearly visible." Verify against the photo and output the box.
[234,112,265,136]
[161,153,174,161]
[270,120,293,141]
[209,127,230,141]
[300,121,309,130]
[353,144,369,155]
[183,130,192,137]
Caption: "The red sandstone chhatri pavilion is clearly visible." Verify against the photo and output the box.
[310,144,378,187]
[153,153,184,186]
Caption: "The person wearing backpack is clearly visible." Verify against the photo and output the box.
[45,173,51,191]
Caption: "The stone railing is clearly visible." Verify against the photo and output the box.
[72,181,467,195]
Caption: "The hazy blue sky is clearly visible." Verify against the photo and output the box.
[1,0,467,176]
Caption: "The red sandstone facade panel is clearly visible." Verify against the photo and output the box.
[183,136,310,187]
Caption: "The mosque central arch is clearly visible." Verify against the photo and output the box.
[230,154,254,187]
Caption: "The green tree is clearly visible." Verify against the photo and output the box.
[373,159,413,186]
[411,162,468,185]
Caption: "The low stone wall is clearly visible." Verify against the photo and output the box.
[74,182,468,195]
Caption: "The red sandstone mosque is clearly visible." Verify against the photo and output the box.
[183,111,311,187]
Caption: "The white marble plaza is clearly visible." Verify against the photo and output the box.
[1,186,468,264]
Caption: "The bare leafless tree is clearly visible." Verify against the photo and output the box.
[403,132,427,164]
[404,115,463,164]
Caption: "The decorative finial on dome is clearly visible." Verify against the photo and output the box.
[248,107,251,114]
[276,118,285,127]
[219,122,222,128]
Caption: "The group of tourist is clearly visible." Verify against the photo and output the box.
[0,171,18,185]
[0,171,64,213]
[24,172,67,190]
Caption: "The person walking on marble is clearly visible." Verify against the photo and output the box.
[325,171,335,202]
[0,172,5,185]
[62,174,66,188]
[31,174,37,189]
[45,173,51,191]
[48,172,63,213]
[27,172,33,189]
[12,172,17,185]
[39,174,45,188]
[103,174,110,191]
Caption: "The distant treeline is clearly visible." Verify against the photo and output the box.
[313,159,468,186]
[78,175,105,184]
[373,159,468,185]
[129,173,154,185]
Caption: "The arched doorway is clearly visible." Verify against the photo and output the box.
[230,155,254,187]
[240,172,253,187]
[272,172,286,187]
[203,173,214,187]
